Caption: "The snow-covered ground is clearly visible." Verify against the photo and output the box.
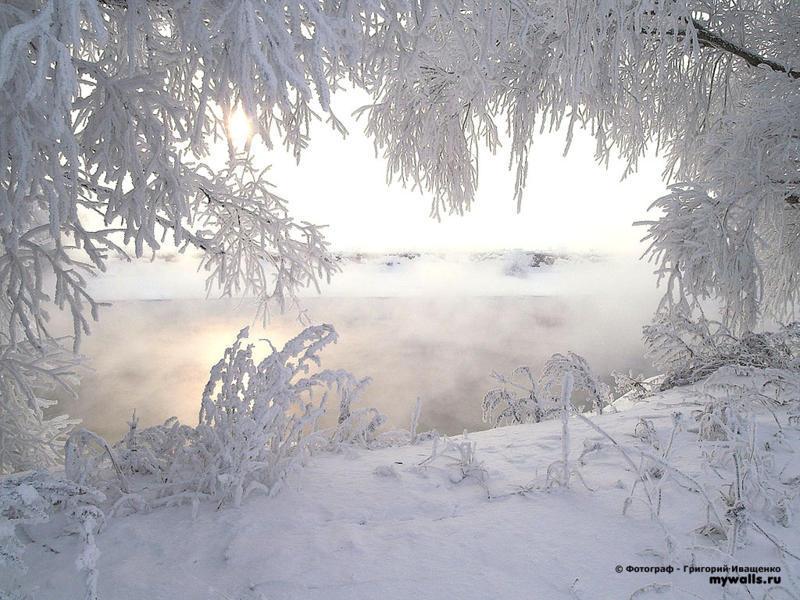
[14,379,799,600]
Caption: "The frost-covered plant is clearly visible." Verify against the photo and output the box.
[441,437,488,487]
[335,375,372,425]
[695,371,798,552]
[572,407,727,546]
[409,397,422,445]
[420,433,488,491]
[68,324,391,514]
[113,415,198,479]
[540,352,611,415]
[159,324,366,508]
[65,428,129,494]
[331,396,434,450]
[0,340,80,473]
[449,438,482,482]
[542,373,596,493]
[633,418,661,450]
[485,353,610,429]
[327,407,385,449]
[78,326,362,510]
[629,413,684,519]
[482,367,549,427]
[644,307,800,391]
[546,373,574,490]
[527,363,797,560]
[613,368,800,556]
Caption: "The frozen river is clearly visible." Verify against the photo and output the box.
[56,254,660,441]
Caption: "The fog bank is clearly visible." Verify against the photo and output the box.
[54,255,662,441]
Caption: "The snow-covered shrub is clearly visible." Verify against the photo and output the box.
[448,438,487,486]
[66,429,129,494]
[333,396,435,450]
[484,353,610,429]
[615,368,798,555]
[323,402,434,451]
[482,367,549,427]
[324,373,389,447]
[328,407,386,448]
[541,373,596,493]
[113,414,198,479]
[63,325,377,511]
[644,308,800,391]
[521,362,797,561]
[69,324,390,513]
[633,417,660,449]
[541,353,611,415]
[334,375,372,425]
[156,324,369,508]
[628,412,685,520]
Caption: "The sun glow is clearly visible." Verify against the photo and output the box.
[227,107,253,149]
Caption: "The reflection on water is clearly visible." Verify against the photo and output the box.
[57,293,655,442]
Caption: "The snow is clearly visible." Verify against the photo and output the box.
[15,381,799,600]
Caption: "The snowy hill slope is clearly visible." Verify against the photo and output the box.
[14,379,800,600]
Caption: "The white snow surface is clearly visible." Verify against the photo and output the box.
[17,383,800,600]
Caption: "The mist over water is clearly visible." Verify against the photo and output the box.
[58,255,661,442]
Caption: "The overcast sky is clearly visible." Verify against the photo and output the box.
[225,89,667,256]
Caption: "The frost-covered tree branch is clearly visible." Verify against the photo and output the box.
[690,19,800,80]
[360,0,799,327]
[0,0,402,472]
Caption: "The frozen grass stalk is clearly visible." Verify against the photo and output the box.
[410,397,422,445]
[561,372,574,488]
